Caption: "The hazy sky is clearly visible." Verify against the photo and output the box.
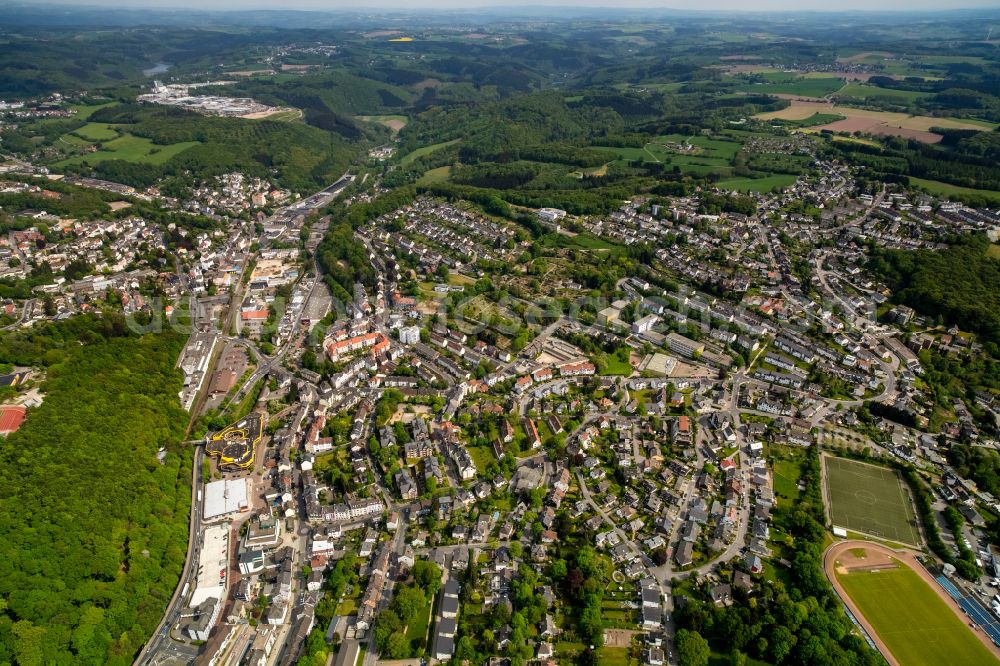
[28,0,1000,11]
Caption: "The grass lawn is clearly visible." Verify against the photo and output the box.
[597,647,634,666]
[55,134,199,167]
[400,139,460,166]
[595,351,632,376]
[717,174,797,193]
[772,458,802,502]
[335,598,358,615]
[823,456,921,545]
[709,654,772,666]
[909,177,1000,206]
[556,641,587,659]
[467,444,497,472]
[404,599,432,651]
[837,561,999,666]
[987,244,1000,260]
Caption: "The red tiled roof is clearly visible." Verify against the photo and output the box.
[0,405,26,434]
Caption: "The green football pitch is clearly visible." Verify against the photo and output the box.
[837,563,1000,666]
[824,456,921,546]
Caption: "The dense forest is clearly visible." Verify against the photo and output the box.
[867,235,1000,353]
[316,222,379,305]
[0,316,190,665]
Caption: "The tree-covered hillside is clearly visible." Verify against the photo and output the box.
[867,234,1000,352]
[0,317,190,665]
[58,104,359,194]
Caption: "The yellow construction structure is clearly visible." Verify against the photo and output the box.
[206,413,263,471]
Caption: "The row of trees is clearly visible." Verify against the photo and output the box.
[373,560,441,659]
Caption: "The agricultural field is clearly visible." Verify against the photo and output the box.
[823,456,921,546]
[730,72,846,97]
[717,174,797,193]
[835,553,999,666]
[757,100,996,143]
[834,83,929,103]
[909,177,1000,206]
[55,134,200,167]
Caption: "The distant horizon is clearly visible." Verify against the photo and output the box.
[10,0,1000,14]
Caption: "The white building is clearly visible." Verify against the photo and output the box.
[537,208,567,224]
[203,478,250,521]
[399,325,421,345]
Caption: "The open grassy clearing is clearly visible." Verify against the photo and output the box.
[829,134,883,148]
[767,111,846,127]
[404,598,432,649]
[595,351,632,376]
[71,122,121,141]
[771,447,805,502]
[592,145,655,162]
[717,173,797,193]
[400,139,459,166]
[837,561,998,666]
[596,647,635,666]
[55,134,200,167]
[615,82,685,93]
[69,102,116,120]
[539,231,625,253]
[594,133,743,176]
[823,456,921,545]
[260,108,303,122]
[467,444,498,472]
[416,165,451,185]
[835,82,930,102]
[357,114,408,132]
[909,177,1000,205]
